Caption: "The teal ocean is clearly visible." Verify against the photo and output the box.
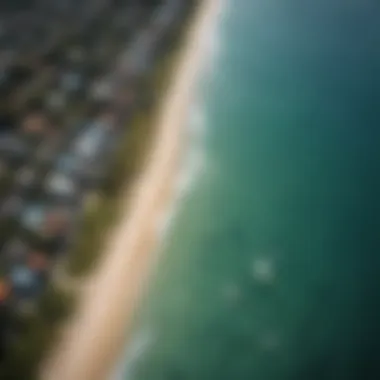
[116,0,380,379]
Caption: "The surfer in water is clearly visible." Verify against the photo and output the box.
[251,257,276,285]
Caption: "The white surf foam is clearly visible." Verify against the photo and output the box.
[155,98,207,248]
[157,203,176,242]
[110,328,155,380]
[202,0,228,79]
[154,0,226,245]
[111,1,226,378]
[188,102,206,138]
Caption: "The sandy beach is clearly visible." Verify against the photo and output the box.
[41,1,219,379]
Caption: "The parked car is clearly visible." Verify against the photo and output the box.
[20,202,73,239]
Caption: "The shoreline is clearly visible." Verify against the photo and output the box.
[40,1,220,380]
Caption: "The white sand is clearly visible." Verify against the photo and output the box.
[41,1,219,379]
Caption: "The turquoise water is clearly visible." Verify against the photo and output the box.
[119,0,380,379]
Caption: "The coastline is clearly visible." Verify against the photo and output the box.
[40,1,220,380]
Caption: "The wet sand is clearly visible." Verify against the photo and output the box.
[41,1,219,379]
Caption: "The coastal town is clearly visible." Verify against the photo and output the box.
[0,0,195,377]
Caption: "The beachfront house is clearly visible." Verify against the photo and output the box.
[20,204,46,233]
[124,31,156,78]
[69,119,115,184]
[8,265,42,299]
[20,109,49,136]
[18,201,74,256]
[27,250,49,271]
[20,203,72,238]
[44,170,78,200]
[90,77,114,103]
[7,263,45,317]
[43,208,71,237]
[72,122,109,159]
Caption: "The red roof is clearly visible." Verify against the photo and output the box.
[0,280,10,302]
[28,251,49,271]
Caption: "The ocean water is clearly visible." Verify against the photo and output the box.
[116,0,380,379]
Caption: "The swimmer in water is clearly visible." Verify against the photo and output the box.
[251,257,276,285]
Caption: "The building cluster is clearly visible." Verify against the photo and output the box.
[0,0,188,359]
[0,0,108,60]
